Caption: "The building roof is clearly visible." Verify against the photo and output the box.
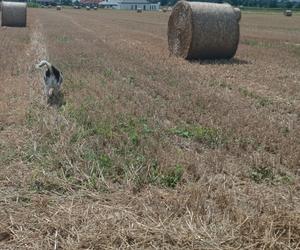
[118,0,149,3]
[80,0,103,4]
[100,0,159,5]
[99,2,118,5]
[101,0,153,4]
[37,0,55,3]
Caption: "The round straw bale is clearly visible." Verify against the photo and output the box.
[168,1,240,60]
[1,1,27,27]
[284,10,292,16]
[56,5,62,10]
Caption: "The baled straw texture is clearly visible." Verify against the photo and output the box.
[234,7,241,22]
[168,1,240,60]
[1,1,27,27]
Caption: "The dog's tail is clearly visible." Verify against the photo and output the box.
[36,60,51,70]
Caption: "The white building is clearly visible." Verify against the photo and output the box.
[100,0,160,11]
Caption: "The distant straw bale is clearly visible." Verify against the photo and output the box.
[284,10,292,16]
[234,7,241,21]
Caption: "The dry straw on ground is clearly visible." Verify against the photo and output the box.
[1,1,27,27]
[168,1,240,59]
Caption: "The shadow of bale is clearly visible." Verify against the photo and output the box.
[47,91,66,108]
[190,58,250,65]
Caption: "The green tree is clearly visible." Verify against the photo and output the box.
[62,0,72,5]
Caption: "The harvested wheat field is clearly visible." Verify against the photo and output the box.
[0,8,300,249]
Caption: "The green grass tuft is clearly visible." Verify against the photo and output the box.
[170,125,224,148]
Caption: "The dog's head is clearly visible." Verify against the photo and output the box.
[36,60,51,69]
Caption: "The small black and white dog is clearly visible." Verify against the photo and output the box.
[36,60,63,98]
